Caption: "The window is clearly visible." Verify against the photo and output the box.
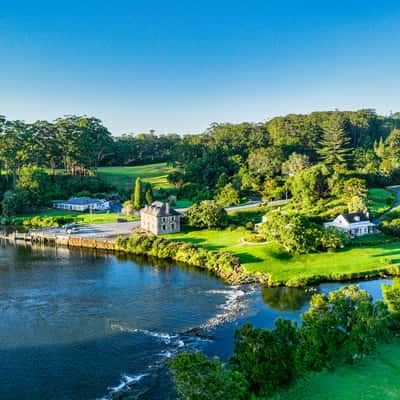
[171,224,175,230]
[162,225,166,231]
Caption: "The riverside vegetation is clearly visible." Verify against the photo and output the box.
[169,279,400,400]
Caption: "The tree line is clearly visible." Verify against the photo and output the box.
[2,109,400,218]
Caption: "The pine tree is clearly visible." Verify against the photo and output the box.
[133,177,142,209]
[318,116,351,166]
[145,182,154,204]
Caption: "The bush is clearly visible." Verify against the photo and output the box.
[22,215,74,228]
[115,234,242,281]
[243,233,266,243]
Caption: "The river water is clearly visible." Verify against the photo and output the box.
[0,243,392,400]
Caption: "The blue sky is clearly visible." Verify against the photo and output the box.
[1,0,400,135]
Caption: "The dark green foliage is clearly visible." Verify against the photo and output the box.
[318,115,351,166]
[230,320,299,397]
[170,284,393,399]
[297,286,390,370]
[382,278,400,327]
[115,234,242,279]
[186,201,228,229]
[169,352,248,400]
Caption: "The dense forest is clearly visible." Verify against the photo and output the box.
[1,109,400,218]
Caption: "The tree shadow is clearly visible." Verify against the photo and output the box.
[233,252,264,264]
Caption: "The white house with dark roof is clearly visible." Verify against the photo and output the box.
[52,197,110,212]
[140,201,181,235]
[324,212,377,237]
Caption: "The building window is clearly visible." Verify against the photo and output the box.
[162,225,166,231]
[171,224,175,230]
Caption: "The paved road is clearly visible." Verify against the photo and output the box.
[174,198,289,214]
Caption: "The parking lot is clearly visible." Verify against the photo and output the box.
[43,220,140,240]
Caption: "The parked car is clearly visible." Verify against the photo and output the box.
[63,224,79,234]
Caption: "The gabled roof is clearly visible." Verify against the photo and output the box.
[341,212,370,224]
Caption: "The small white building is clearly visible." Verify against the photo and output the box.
[52,197,110,212]
[324,212,377,237]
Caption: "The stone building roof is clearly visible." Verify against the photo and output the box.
[141,202,180,217]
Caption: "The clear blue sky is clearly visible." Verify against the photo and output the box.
[1,0,400,135]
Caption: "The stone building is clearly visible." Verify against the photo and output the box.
[140,201,181,235]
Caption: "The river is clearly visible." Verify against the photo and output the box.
[0,242,392,400]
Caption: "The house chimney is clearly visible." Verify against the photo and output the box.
[165,203,170,214]
[366,211,370,219]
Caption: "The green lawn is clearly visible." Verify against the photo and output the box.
[368,188,396,216]
[13,209,138,225]
[96,163,175,190]
[167,229,400,285]
[273,340,400,400]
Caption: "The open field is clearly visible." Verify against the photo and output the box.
[368,188,396,216]
[167,229,400,285]
[96,163,175,190]
[273,339,400,400]
[12,209,138,225]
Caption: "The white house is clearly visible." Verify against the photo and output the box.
[52,197,110,212]
[324,212,377,237]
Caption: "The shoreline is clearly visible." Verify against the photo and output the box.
[2,230,400,288]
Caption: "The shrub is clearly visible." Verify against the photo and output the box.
[115,234,242,280]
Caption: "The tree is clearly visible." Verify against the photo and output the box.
[297,286,390,371]
[382,278,400,321]
[169,352,248,400]
[282,153,310,177]
[258,211,322,254]
[133,177,142,209]
[229,320,299,397]
[248,146,284,178]
[291,164,329,205]
[342,178,368,201]
[144,182,154,204]
[215,183,241,207]
[318,115,351,166]
[186,200,228,229]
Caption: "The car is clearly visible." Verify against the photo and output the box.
[63,224,79,234]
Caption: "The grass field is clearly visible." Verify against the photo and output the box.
[272,339,400,400]
[96,163,175,190]
[13,209,138,225]
[368,188,396,216]
[167,229,400,285]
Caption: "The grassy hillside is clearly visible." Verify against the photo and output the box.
[167,229,400,285]
[368,188,396,216]
[273,340,400,400]
[96,163,175,190]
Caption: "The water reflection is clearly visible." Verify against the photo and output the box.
[261,286,315,312]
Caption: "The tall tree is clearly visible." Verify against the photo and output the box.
[144,182,154,204]
[133,177,142,209]
[318,116,351,167]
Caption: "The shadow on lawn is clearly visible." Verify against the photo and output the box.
[233,252,265,264]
